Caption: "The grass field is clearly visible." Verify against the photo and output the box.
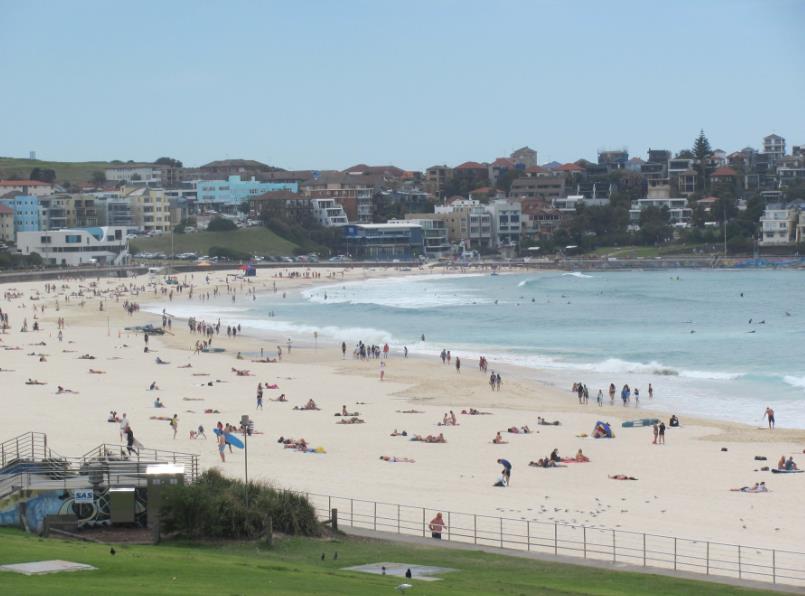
[587,244,717,258]
[130,228,298,257]
[0,528,777,595]
[0,157,155,186]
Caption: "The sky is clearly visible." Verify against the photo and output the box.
[1,0,804,171]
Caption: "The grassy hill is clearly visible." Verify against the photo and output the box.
[0,528,773,596]
[0,157,153,186]
[130,228,298,257]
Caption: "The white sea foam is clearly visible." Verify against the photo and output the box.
[561,271,594,278]
[783,375,805,390]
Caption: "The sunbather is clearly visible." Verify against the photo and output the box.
[380,455,415,463]
[609,474,638,480]
[492,431,508,444]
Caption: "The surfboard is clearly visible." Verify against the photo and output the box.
[770,468,803,474]
[213,428,244,449]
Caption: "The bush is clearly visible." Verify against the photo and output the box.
[160,469,321,539]
[207,217,238,232]
[208,246,251,261]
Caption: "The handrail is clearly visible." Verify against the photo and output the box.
[295,491,805,588]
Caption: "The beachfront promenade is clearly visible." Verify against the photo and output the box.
[301,491,805,589]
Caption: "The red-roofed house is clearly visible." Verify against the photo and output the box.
[0,203,14,242]
[557,163,584,173]
[489,157,518,186]
[0,179,57,197]
[710,166,738,180]
[455,161,487,171]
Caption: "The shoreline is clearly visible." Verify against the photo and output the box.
[1,267,804,553]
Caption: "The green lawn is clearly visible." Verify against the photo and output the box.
[130,228,298,257]
[0,157,153,186]
[0,528,777,595]
[587,244,717,258]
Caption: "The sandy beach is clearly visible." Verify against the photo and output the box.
[1,267,804,552]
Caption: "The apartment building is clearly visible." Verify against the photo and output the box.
[759,207,798,246]
[123,186,172,233]
[0,179,57,197]
[487,199,522,248]
[629,198,692,225]
[394,217,450,257]
[425,165,453,198]
[195,176,297,210]
[509,175,566,201]
[0,195,42,233]
[16,226,129,266]
[0,204,14,242]
[434,198,493,250]
[311,198,348,226]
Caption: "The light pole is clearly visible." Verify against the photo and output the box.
[241,414,250,506]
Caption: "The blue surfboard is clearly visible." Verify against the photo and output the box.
[213,428,245,449]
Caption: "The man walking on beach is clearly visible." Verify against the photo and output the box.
[764,407,775,430]
[497,458,512,486]
[658,421,666,444]
[256,383,263,410]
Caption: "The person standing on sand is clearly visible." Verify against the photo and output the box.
[256,383,263,410]
[764,407,775,429]
[217,431,226,463]
[429,513,446,539]
[597,389,603,406]
[652,422,659,444]
[634,387,640,407]
[609,383,616,405]
[495,373,501,391]
[455,357,461,373]
[658,421,666,444]
[404,346,408,358]
[341,342,346,359]
[380,360,385,381]
[119,413,129,442]
[648,383,654,399]
[170,414,178,439]
[126,426,138,455]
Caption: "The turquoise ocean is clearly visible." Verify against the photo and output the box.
[159,270,805,428]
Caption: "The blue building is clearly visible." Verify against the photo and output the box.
[195,176,298,209]
[0,195,41,233]
[343,223,425,260]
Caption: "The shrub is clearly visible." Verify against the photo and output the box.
[159,469,321,539]
[207,217,237,232]
[208,246,251,261]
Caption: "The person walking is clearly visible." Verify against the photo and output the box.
[429,512,446,539]
[256,383,264,410]
[658,421,666,444]
[652,422,659,445]
[170,414,179,439]
[495,373,502,391]
[125,426,138,456]
[455,357,461,373]
[763,407,775,430]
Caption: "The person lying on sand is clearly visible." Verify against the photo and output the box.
[271,393,287,402]
[492,432,508,444]
[26,379,46,385]
[507,426,532,434]
[56,386,78,394]
[39,355,47,362]
[191,373,210,376]
[731,482,768,493]
[264,383,279,389]
[390,429,408,437]
[337,417,365,424]
[182,397,204,401]
[89,369,106,374]
[177,363,192,369]
[155,357,169,365]
[559,449,590,463]
[538,417,561,426]
[609,474,638,480]
[397,409,424,414]
[78,354,96,360]
[293,399,319,411]
[380,455,415,463]
[231,367,252,376]
[251,358,276,363]
[204,408,221,414]
[529,458,561,468]
[461,408,492,415]
[411,433,446,443]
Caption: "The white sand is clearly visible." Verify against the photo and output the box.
[1,268,803,552]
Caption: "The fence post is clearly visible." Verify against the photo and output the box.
[397,504,400,533]
[527,521,530,552]
[350,499,354,526]
[612,530,616,562]
[328,495,331,515]
[447,511,451,541]
[499,517,503,548]
[674,538,677,571]
[706,542,710,575]
[373,502,377,531]
[474,515,477,545]
[772,549,776,584]
[642,533,646,567]
[583,527,587,558]
[422,508,425,537]
[738,545,742,579]
[554,523,558,556]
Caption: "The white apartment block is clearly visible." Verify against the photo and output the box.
[759,207,798,246]
[311,198,348,226]
[16,226,130,266]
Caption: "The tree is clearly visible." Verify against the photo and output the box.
[91,171,106,186]
[495,169,523,194]
[638,206,673,245]
[30,167,56,183]
[154,157,183,168]
[692,129,712,162]
[207,217,238,232]
[675,149,694,159]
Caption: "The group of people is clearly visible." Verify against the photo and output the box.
[571,382,654,407]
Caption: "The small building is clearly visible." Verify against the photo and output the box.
[510,146,538,169]
[195,176,297,210]
[629,198,692,225]
[0,179,57,197]
[395,217,450,257]
[551,195,608,213]
[311,198,348,227]
[763,134,786,159]
[16,226,130,266]
[105,165,173,186]
[509,175,566,201]
[759,207,798,246]
[486,198,522,249]
[0,204,15,242]
[249,190,312,224]
[342,223,424,260]
[0,195,42,233]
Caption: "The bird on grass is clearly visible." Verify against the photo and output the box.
[110,547,116,556]
[395,584,413,593]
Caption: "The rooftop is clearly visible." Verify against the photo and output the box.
[0,179,51,186]
[711,166,738,177]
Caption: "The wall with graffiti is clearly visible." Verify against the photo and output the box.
[0,488,147,533]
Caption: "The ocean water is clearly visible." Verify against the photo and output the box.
[156,270,805,428]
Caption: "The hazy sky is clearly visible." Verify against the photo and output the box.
[1,0,803,171]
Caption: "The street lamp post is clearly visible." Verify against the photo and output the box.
[241,414,250,506]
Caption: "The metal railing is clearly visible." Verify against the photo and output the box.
[0,432,58,467]
[300,492,805,588]
[81,443,199,483]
